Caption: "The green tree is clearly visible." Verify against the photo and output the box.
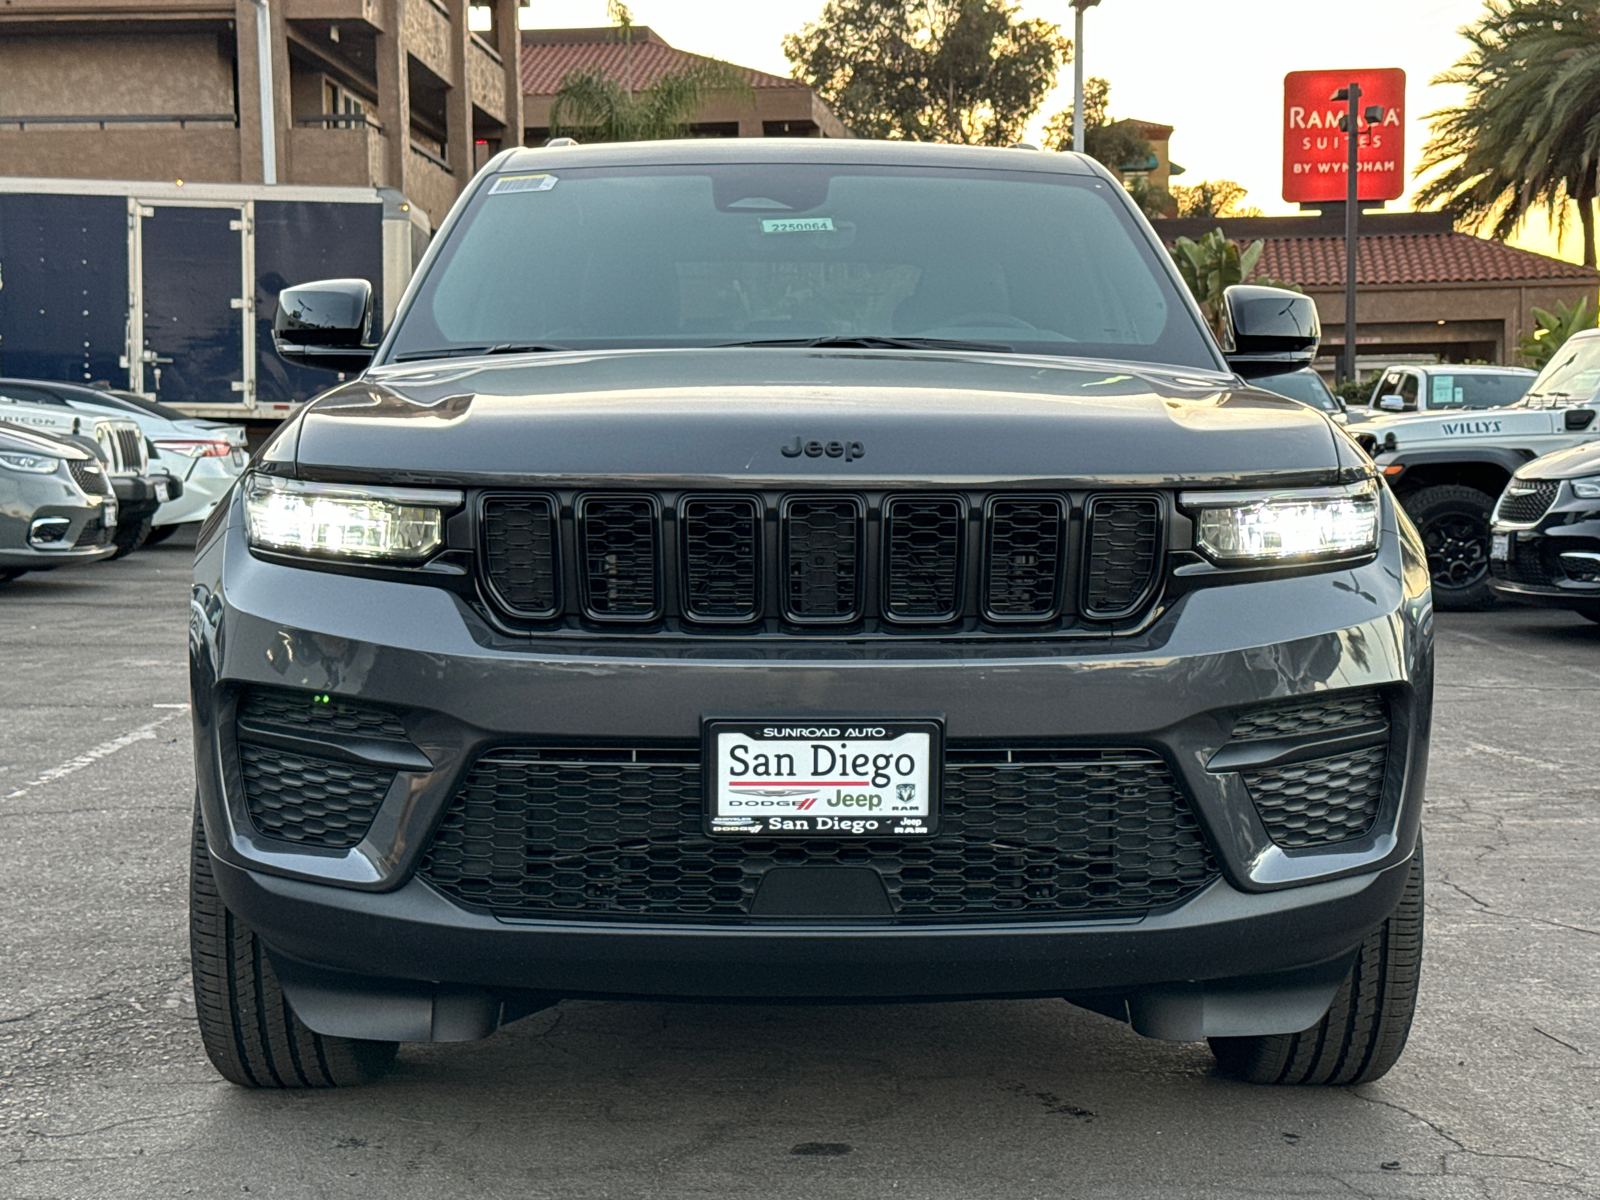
[1519,295,1598,367]
[1170,229,1264,339]
[1417,1,1600,266]
[1170,179,1262,219]
[549,3,752,142]
[1041,77,1151,170]
[783,0,1070,145]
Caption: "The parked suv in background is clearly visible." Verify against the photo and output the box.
[190,140,1430,1090]
[0,379,244,547]
[1350,363,1535,421]
[1490,440,1600,620]
[0,420,118,580]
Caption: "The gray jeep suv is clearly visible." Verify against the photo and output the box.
[189,140,1431,1089]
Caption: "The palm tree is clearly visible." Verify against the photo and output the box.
[548,2,753,143]
[1417,1,1600,266]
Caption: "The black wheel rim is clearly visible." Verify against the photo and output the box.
[1422,513,1488,591]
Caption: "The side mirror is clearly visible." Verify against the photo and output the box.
[273,279,376,374]
[1378,395,1406,412]
[1220,285,1320,379]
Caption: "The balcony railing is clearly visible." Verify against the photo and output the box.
[0,113,236,130]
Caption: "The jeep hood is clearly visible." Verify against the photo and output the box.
[285,348,1353,487]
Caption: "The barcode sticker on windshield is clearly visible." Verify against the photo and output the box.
[490,174,558,195]
[761,217,834,234]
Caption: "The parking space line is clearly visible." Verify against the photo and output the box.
[4,708,185,801]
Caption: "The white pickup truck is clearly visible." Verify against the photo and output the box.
[1349,335,1600,609]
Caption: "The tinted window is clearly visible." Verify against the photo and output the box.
[1367,371,1402,406]
[388,164,1215,369]
[1526,339,1600,401]
[1425,372,1531,409]
[1398,373,1419,408]
[0,384,66,407]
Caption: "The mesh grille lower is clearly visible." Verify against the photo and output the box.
[239,743,393,848]
[238,687,408,740]
[1230,691,1386,741]
[417,746,1217,921]
[1242,746,1387,848]
[72,517,110,548]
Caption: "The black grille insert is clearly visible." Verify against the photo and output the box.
[1242,747,1387,848]
[417,745,1217,921]
[67,460,106,495]
[681,496,761,620]
[578,496,660,619]
[1082,495,1162,618]
[1229,691,1385,741]
[482,495,559,617]
[985,496,1065,619]
[238,743,393,848]
[883,496,963,621]
[115,427,144,472]
[782,497,863,621]
[1496,481,1559,524]
[238,687,409,740]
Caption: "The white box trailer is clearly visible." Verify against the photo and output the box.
[0,177,429,420]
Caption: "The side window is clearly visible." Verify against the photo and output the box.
[1369,371,1400,406]
[0,385,65,407]
[1398,373,1420,410]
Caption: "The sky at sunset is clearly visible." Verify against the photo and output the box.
[519,0,1585,263]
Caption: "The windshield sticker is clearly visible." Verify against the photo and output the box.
[489,174,558,195]
[761,217,835,234]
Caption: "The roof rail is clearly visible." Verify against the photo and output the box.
[544,137,580,148]
[1010,142,1041,151]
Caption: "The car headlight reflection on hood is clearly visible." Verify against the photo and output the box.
[1183,481,1380,564]
[244,475,462,562]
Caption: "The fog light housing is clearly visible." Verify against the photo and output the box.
[244,475,461,563]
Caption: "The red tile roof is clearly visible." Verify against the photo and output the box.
[521,27,802,96]
[1256,232,1599,287]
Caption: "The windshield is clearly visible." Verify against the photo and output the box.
[98,390,190,422]
[1423,372,1532,409]
[1253,369,1339,412]
[385,163,1216,369]
[1526,338,1600,401]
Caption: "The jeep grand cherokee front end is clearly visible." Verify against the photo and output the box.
[189,140,1431,1089]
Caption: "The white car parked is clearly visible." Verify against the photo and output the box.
[0,378,248,541]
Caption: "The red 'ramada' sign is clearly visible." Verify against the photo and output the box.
[1282,68,1406,205]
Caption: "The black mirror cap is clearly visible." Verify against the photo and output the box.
[1221,285,1321,380]
[273,278,376,374]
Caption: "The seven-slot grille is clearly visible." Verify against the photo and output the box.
[478,491,1165,631]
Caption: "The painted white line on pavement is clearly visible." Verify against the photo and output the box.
[4,713,181,801]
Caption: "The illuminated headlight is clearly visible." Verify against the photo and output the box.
[1571,477,1600,500]
[244,475,461,562]
[0,452,61,474]
[1185,481,1380,563]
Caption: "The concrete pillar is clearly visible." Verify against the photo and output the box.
[496,0,523,150]
[235,0,264,181]
[376,0,411,192]
[445,0,472,192]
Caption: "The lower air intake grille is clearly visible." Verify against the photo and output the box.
[417,746,1217,921]
[1230,690,1386,741]
[579,496,659,618]
[985,497,1065,618]
[783,497,862,620]
[681,497,760,620]
[1241,746,1387,848]
[1082,495,1161,618]
[1495,481,1559,524]
[72,517,110,548]
[482,495,559,616]
[883,496,963,620]
[238,687,408,740]
[238,743,392,848]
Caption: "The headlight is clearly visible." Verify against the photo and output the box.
[1183,481,1380,563]
[244,475,461,562]
[1571,477,1600,500]
[0,451,61,474]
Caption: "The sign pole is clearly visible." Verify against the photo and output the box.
[1342,82,1361,387]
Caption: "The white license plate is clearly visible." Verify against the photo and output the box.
[706,719,940,837]
[1491,533,1510,561]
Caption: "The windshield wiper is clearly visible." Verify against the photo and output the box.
[716,335,1014,353]
[393,342,571,362]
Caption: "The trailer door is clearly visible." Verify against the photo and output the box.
[130,201,252,407]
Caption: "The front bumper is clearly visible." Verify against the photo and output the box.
[192,489,1433,1036]
[0,474,117,568]
[112,474,170,524]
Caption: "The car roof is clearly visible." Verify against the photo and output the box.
[1377,364,1535,376]
[495,138,1102,177]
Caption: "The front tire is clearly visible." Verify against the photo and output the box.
[111,513,152,558]
[1403,485,1497,610]
[1209,843,1423,1085]
[189,805,398,1087]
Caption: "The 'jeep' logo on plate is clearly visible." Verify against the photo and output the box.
[781,436,865,461]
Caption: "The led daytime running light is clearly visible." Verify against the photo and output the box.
[0,452,61,474]
[244,476,458,562]
[1190,483,1379,563]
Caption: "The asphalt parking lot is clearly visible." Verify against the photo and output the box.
[2,534,1597,1200]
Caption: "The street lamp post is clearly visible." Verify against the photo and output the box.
[1331,84,1387,387]
[1072,0,1101,154]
